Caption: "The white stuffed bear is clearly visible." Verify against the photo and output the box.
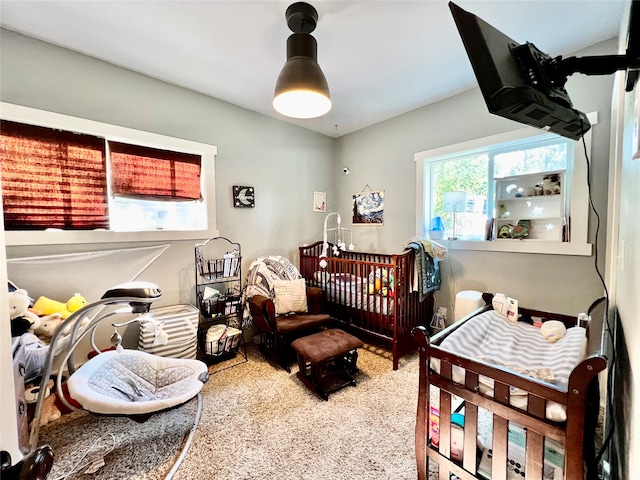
[8,288,42,336]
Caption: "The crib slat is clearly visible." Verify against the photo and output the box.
[525,430,545,479]
[463,371,479,474]
[491,415,509,480]
[527,393,546,419]
[494,381,510,406]
[439,362,452,460]
[439,464,449,480]
[490,382,509,480]
[463,403,478,474]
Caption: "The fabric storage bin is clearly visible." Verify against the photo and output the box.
[204,324,242,356]
[138,304,199,359]
[199,293,242,318]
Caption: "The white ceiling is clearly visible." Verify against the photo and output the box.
[0,1,627,138]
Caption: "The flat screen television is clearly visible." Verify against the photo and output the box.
[449,1,639,141]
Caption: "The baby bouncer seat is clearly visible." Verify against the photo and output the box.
[29,282,209,453]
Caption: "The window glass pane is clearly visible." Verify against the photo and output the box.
[430,154,489,239]
[494,141,568,178]
[110,196,206,232]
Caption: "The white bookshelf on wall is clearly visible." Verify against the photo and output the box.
[494,170,566,242]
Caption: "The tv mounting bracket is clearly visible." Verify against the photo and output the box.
[519,0,640,95]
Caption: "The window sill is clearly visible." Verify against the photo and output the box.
[4,228,221,246]
[441,239,592,256]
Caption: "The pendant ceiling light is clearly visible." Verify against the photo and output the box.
[273,2,331,119]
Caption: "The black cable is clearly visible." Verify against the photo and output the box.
[580,129,616,470]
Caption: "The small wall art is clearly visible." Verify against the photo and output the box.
[233,185,255,208]
[313,191,326,212]
[352,189,384,225]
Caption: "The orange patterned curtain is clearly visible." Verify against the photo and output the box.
[0,120,108,230]
[109,142,202,201]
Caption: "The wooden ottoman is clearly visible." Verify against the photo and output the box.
[291,328,364,400]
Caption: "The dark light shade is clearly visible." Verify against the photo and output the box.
[273,4,331,119]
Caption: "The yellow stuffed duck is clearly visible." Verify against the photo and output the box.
[32,293,87,320]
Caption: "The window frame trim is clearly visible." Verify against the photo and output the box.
[1,102,219,246]
[414,112,597,256]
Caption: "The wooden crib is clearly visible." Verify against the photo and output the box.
[412,293,607,480]
[299,241,436,370]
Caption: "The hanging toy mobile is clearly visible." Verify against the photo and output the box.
[319,212,355,269]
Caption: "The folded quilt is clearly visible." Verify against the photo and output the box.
[404,240,441,301]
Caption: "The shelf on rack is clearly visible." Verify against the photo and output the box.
[194,236,248,370]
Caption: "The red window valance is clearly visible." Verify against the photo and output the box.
[109,142,202,201]
[0,120,108,230]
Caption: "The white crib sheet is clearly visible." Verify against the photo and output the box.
[433,310,587,422]
[314,271,393,315]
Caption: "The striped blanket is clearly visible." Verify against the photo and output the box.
[241,255,302,326]
[435,310,587,421]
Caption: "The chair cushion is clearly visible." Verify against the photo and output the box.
[67,349,208,415]
[291,328,364,364]
[275,313,332,334]
[273,278,308,314]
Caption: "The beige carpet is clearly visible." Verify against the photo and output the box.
[39,395,200,480]
[176,343,419,480]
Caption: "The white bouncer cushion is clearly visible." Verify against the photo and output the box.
[67,349,208,415]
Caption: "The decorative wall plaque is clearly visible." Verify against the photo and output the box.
[233,185,255,208]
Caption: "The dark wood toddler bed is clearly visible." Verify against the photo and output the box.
[299,241,435,370]
[412,293,607,480]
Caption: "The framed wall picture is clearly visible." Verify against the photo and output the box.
[233,185,255,208]
[352,190,384,224]
[313,191,326,212]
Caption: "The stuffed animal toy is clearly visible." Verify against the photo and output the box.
[542,174,561,195]
[8,288,41,336]
[492,293,518,323]
[34,311,89,342]
[38,380,61,427]
[32,293,87,319]
[24,379,62,426]
[540,320,566,342]
[34,316,66,341]
[368,268,394,297]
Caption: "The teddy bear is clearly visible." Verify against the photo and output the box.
[32,293,87,319]
[8,288,42,337]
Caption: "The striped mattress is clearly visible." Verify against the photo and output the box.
[434,309,587,421]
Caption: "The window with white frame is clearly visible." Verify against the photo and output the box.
[0,102,217,245]
[414,115,596,256]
